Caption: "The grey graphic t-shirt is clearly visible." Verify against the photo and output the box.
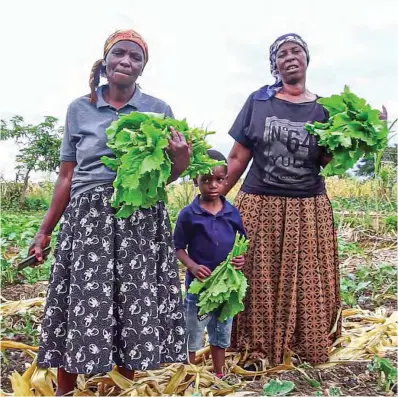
[229,93,327,197]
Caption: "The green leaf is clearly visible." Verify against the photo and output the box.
[140,122,162,148]
[328,387,342,397]
[140,152,163,174]
[105,120,118,139]
[114,129,135,149]
[7,232,17,241]
[306,86,388,176]
[101,111,221,218]
[124,188,143,206]
[189,233,249,320]
[335,134,352,148]
[101,156,121,171]
[158,161,172,186]
[343,86,367,112]
[367,109,381,124]
[318,95,347,116]
[209,279,229,296]
[116,171,140,190]
[188,281,206,295]
[307,379,321,389]
[238,273,248,301]
[141,111,166,119]
[115,204,135,219]
[331,113,350,128]
[263,379,295,396]
[218,291,244,322]
[117,112,149,131]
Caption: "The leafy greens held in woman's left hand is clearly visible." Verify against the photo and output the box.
[101,111,224,218]
[305,86,389,176]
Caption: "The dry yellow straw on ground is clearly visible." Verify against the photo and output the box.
[1,297,397,396]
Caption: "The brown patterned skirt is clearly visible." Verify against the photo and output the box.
[231,192,341,365]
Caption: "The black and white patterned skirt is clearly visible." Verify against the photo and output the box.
[38,184,187,374]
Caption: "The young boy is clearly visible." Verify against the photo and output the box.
[173,149,246,377]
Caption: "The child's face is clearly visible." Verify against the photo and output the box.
[196,165,228,201]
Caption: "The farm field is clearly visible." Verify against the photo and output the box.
[1,173,397,396]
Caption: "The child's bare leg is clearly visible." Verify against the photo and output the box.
[56,368,77,396]
[118,366,135,380]
[189,351,196,364]
[210,345,225,375]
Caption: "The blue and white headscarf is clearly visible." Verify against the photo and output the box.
[255,33,310,101]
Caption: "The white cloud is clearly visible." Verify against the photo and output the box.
[1,0,397,179]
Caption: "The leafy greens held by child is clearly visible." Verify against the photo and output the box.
[188,233,249,323]
[305,86,389,176]
[101,112,224,218]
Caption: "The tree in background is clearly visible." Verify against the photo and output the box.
[0,116,63,206]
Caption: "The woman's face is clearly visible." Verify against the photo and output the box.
[105,41,145,88]
[276,42,307,84]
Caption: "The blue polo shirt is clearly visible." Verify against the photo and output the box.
[60,84,174,199]
[173,195,247,288]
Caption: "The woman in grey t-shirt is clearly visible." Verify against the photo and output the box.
[224,33,341,366]
[29,29,188,395]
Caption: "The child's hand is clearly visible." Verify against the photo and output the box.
[191,264,212,282]
[231,255,245,270]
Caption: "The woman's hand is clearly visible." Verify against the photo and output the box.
[231,255,245,270]
[28,232,52,265]
[320,153,333,167]
[167,127,192,183]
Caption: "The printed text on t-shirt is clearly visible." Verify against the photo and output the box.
[263,116,317,183]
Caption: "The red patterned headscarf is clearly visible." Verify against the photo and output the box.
[89,29,149,104]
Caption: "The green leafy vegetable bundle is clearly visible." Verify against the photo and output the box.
[101,112,224,218]
[305,86,389,176]
[188,233,249,323]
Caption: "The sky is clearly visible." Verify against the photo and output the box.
[1,0,397,181]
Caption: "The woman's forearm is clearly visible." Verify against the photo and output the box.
[168,162,185,184]
[224,158,248,195]
[224,142,252,195]
[39,177,72,235]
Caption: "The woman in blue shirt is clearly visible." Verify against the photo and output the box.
[28,29,188,395]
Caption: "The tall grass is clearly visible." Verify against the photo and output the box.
[2,169,396,234]
[165,167,397,234]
